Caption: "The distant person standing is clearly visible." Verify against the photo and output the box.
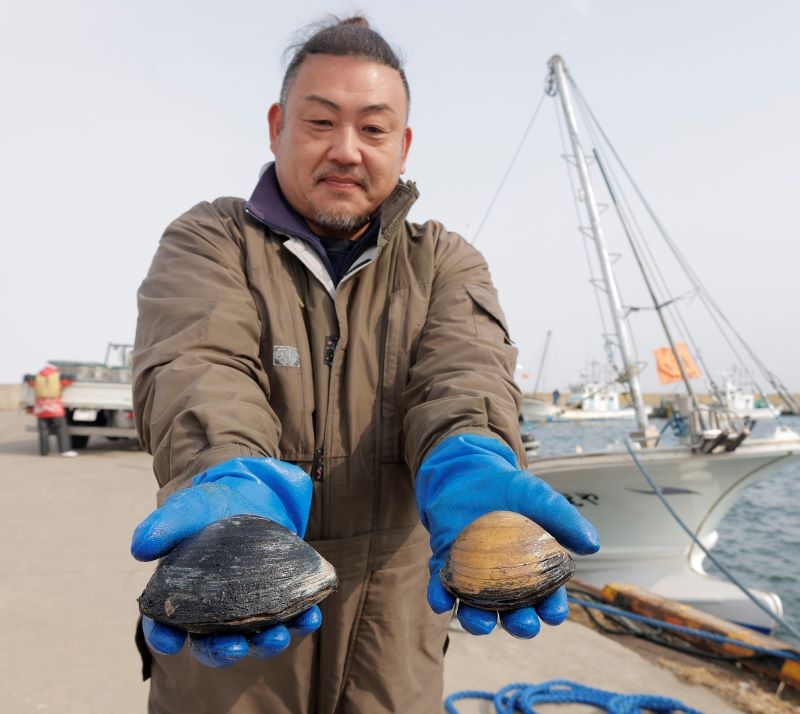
[552,388,561,405]
[29,364,77,457]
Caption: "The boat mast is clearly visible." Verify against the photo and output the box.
[547,55,650,436]
[532,329,553,394]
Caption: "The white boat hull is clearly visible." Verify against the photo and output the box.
[520,397,562,423]
[553,407,639,422]
[735,405,781,421]
[529,432,800,631]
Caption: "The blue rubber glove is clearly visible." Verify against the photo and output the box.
[416,434,600,638]
[132,457,318,667]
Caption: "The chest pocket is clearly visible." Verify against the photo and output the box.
[464,282,513,345]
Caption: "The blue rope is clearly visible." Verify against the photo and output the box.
[568,596,800,660]
[444,680,704,713]
[443,598,800,712]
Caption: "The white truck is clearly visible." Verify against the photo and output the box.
[21,343,138,451]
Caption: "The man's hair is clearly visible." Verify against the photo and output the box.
[280,16,410,113]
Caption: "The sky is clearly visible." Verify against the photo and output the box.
[1,1,798,394]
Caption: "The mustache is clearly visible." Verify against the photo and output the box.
[314,165,369,190]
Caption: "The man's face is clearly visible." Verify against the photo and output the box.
[268,54,412,240]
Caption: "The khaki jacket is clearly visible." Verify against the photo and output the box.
[133,180,524,713]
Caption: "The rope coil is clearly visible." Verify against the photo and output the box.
[444,680,704,713]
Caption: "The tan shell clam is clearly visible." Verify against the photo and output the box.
[138,514,338,634]
[441,510,574,610]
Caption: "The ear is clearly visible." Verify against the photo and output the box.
[399,126,413,174]
[267,103,283,154]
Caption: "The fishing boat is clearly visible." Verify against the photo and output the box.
[526,56,800,633]
[520,397,563,423]
[555,382,636,421]
[517,330,565,423]
[719,376,781,421]
[552,361,643,422]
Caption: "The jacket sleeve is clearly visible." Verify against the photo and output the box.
[133,199,282,497]
[402,226,524,474]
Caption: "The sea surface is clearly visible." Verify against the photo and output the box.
[522,414,800,646]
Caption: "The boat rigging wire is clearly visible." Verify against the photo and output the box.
[564,78,723,418]
[593,115,747,406]
[470,92,547,246]
[623,437,800,641]
[580,87,780,412]
[588,149,723,405]
[576,97,712,390]
[593,149,705,419]
[571,82,795,414]
[531,329,552,395]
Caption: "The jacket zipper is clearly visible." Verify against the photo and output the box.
[311,446,324,481]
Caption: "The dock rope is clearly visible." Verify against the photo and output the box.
[444,680,703,713]
[568,596,800,661]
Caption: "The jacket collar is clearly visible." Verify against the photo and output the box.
[378,180,419,246]
[244,163,318,242]
[244,163,419,244]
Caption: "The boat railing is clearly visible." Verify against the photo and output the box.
[686,404,750,454]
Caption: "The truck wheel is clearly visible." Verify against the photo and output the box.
[70,435,90,450]
[38,421,50,456]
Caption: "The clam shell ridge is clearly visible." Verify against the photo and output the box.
[138,514,338,634]
[441,510,574,610]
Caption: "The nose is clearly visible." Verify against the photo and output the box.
[327,125,361,165]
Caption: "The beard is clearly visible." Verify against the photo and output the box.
[311,207,372,234]
[310,165,373,234]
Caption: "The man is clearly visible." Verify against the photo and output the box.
[131,16,599,714]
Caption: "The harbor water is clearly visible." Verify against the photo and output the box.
[523,414,800,646]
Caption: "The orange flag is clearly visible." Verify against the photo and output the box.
[654,342,701,385]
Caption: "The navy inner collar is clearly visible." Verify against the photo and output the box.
[244,163,320,242]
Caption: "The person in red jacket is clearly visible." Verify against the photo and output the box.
[29,364,78,457]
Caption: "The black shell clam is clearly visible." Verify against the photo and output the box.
[138,514,338,634]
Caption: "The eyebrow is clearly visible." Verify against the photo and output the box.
[301,94,398,116]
